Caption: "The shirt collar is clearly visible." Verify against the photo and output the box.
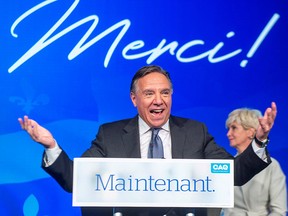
[138,115,170,135]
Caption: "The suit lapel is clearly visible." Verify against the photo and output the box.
[122,116,141,158]
[169,116,186,158]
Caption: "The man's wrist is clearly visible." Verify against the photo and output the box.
[255,136,269,148]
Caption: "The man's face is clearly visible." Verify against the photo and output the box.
[130,72,172,128]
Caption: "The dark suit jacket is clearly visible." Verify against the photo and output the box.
[43,115,270,216]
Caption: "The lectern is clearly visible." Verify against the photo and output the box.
[73,158,234,215]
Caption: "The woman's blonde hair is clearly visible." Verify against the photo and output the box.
[226,108,262,130]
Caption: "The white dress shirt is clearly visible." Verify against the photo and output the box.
[138,116,172,159]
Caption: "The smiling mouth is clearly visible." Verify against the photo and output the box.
[150,109,164,114]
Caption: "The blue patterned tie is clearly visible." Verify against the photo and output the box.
[148,128,164,158]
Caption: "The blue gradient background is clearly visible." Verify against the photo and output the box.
[0,0,287,215]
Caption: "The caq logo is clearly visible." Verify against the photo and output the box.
[211,163,230,173]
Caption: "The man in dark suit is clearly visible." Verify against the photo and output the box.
[18,65,277,216]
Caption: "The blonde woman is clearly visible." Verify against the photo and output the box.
[222,108,287,216]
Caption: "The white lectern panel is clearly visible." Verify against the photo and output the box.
[73,158,233,208]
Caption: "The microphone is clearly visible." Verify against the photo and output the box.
[185,208,195,216]
[113,207,122,216]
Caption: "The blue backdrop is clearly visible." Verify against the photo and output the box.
[0,0,287,215]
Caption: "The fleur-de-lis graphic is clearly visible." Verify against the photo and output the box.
[9,94,49,114]
[9,78,49,114]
